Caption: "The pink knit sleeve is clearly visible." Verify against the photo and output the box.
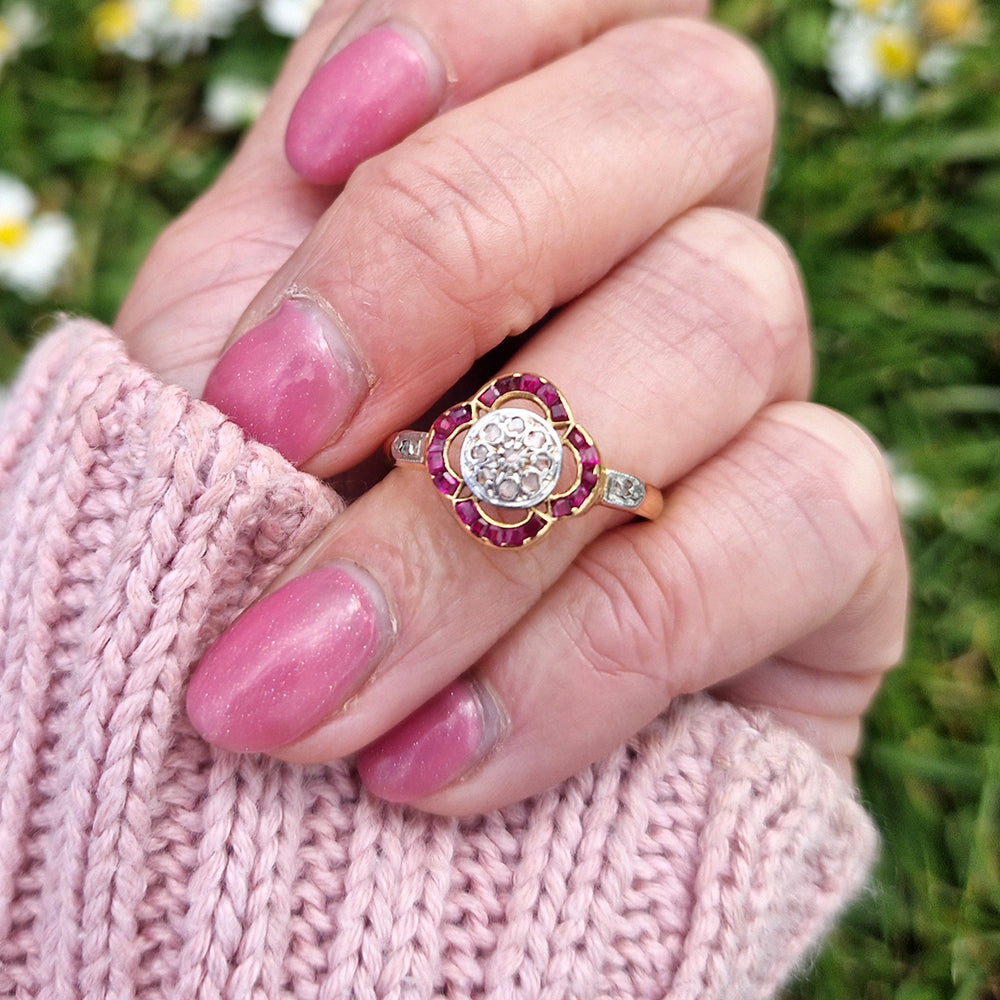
[0,320,877,1000]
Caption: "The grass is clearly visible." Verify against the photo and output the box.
[3,1,1000,997]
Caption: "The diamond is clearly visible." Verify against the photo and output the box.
[460,408,562,509]
[604,472,645,509]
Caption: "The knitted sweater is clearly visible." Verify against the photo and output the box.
[0,319,877,1000]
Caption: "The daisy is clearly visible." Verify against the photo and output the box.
[0,173,75,300]
[152,0,252,61]
[204,75,268,129]
[827,9,928,115]
[92,0,158,60]
[260,0,321,38]
[0,1,43,74]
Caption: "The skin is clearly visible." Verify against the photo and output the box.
[114,0,908,815]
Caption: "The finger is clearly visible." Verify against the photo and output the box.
[357,403,907,814]
[185,207,811,762]
[202,19,777,471]
[283,0,709,185]
[116,0,708,386]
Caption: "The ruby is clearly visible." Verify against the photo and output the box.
[571,485,592,507]
[456,500,481,526]
[484,524,507,546]
[478,386,501,406]
[495,375,519,398]
[519,374,543,395]
[537,383,561,409]
[551,497,573,519]
[427,450,446,476]
[578,445,599,470]
[548,402,569,422]
[434,472,460,496]
[580,468,598,489]
[435,405,471,436]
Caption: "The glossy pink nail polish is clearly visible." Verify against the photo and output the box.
[285,25,440,185]
[186,563,393,753]
[357,679,502,802]
[202,298,367,467]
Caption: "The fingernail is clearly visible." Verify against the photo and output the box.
[202,297,368,466]
[357,679,504,802]
[285,24,443,185]
[187,562,393,753]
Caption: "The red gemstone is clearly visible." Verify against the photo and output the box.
[551,497,573,519]
[519,374,543,395]
[537,383,561,408]
[478,386,501,406]
[495,375,519,397]
[427,445,446,476]
[456,500,481,526]
[434,472,460,496]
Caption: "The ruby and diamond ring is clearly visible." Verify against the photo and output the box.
[389,373,663,549]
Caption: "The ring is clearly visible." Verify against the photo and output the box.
[388,373,663,549]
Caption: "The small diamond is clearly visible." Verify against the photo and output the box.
[604,472,645,509]
[392,431,426,464]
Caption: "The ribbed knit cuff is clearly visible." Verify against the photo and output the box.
[0,321,877,1000]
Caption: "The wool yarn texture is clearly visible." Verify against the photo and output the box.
[0,321,878,1000]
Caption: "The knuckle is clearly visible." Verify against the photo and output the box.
[602,18,776,174]
[559,540,680,702]
[695,209,811,399]
[344,135,549,344]
[772,404,902,566]
[613,208,810,407]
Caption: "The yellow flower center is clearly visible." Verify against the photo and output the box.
[0,19,14,57]
[0,218,29,252]
[921,0,975,38]
[856,0,896,14]
[872,26,920,80]
[170,0,201,21]
[93,1,136,45]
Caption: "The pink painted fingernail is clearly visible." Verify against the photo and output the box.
[202,297,368,466]
[285,25,443,185]
[187,563,393,753]
[357,679,504,802]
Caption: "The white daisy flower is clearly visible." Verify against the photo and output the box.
[827,10,929,115]
[0,1,44,73]
[260,0,321,38]
[885,452,932,519]
[0,173,75,300]
[832,0,902,14]
[204,75,268,129]
[92,0,159,60]
[152,0,252,61]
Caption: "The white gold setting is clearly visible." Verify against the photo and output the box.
[459,408,562,509]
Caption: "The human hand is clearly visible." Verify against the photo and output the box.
[116,0,908,815]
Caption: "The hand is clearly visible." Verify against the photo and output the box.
[116,0,908,815]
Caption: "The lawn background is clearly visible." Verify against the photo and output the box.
[2,1,999,997]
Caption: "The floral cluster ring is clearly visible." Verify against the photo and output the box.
[388,373,664,549]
